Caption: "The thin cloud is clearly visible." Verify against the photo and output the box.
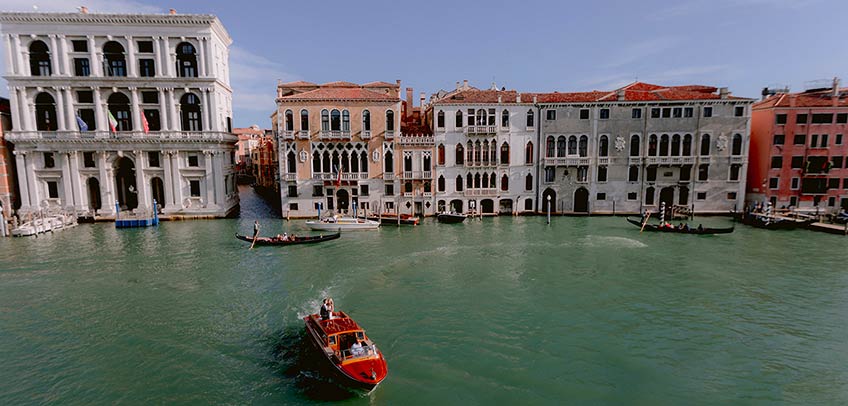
[602,37,681,69]
[576,65,732,91]
[229,45,299,117]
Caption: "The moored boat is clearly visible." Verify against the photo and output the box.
[303,311,388,392]
[365,213,419,226]
[306,216,380,231]
[626,217,734,234]
[436,212,467,224]
[732,211,814,230]
[234,232,340,246]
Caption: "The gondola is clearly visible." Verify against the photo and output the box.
[626,217,734,234]
[234,232,340,246]
[437,212,467,224]
[730,211,814,230]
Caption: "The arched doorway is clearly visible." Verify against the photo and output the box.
[499,199,513,214]
[114,157,138,210]
[542,188,557,214]
[87,177,101,211]
[481,199,494,214]
[336,189,349,212]
[660,187,675,209]
[151,177,165,209]
[449,199,463,213]
[574,187,589,213]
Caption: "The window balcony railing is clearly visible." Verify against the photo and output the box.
[385,130,395,140]
[6,130,238,142]
[598,157,610,165]
[698,156,711,163]
[543,157,591,166]
[296,130,310,139]
[423,192,433,198]
[400,171,433,179]
[311,172,367,181]
[283,173,297,181]
[319,130,351,140]
[464,189,498,196]
[628,157,643,165]
[281,130,295,140]
[464,161,498,168]
[644,156,696,165]
[465,125,497,135]
[403,192,413,197]
[361,130,372,140]
[730,156,745,164]
[383,172,395,180]
[397,135,435,146]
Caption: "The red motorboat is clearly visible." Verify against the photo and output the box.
[303,311,388,391]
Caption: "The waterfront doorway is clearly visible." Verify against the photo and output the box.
[449,199,463,213]
[414,201,423,216]
[114,157,138,210]
[481,199,494,214]
[336,189,349,212]
[542,188,557,214]
[660,187,674,209]
[151,177,165,209]
[574,187,589,213]
[87,177,101,211]
[499,199,513,214]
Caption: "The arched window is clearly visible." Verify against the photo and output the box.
[103,41,126,77]
[526,110,535,127]
[34,92,57,130]
[438,175,445,192]
[360,152,367,174]
[362,110,371,132]
[467,173,473,189]
[176,42,198,77]
[455,143,464,165]
[455,175,464,192]
[300,109,309,131]
[490,173,497,188]
[180,93,203,131]
[285,110,293,132]
[479,173,485,188]
[405,182,413,193]
[437,111,445,128]
[630,134,640,157]
[659,134,669,156]
[490,142,497,164]
[700,134,711,156]
[556,136,566,158]
[287,151,296,173]
[341,110,350,132]
[648,134,658,156]
[501,109,509,128]
[108,93,132,131]
[455,110,463,128]
[403,153,412,172]
[467,141,474,164]
[525,142,534,164]
[682,134,692,156]
[598,135,609,157]
[322,151,331,173]
[501,174,509,191]
[386,110,395,131]
[482,140,489,165]
[312,152,321,173]
[568,136,578,156]
[423,154,432,171]
[578,135,588,157]
[476,109,487,125]
[671,134,681,156]
[629,165,639,182]
[732,134,743,155]
[384,150,393,173]
[474,140,481,163]
[29,40,52,76]
[645,186,655,205]
[437,144,445,166]
[321,109,329,131]
[500,142,510,165]
[351,151,359,173]
[525,173,533,191]
[546,136,555,158]
[330,109,341,131]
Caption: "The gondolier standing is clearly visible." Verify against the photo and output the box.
[250,220,260,249]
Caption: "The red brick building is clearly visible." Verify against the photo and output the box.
[749,79,848,212]
[0,97,17,221]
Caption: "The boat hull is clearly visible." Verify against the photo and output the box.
[626,217,734,234]
[366,215,419,226]
[437,213,467,224]
[305,219,380,231]
[234,232,340,246]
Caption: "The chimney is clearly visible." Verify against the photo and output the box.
[533,95,538,104]
[456,81,460,90]
[463,79,468,89]
[276,86,282,98]
[169,8,177,15]
[719,87,729,99]
[516,92,521,103]
[617,89,626,101]
[406,88,413,117]
[497,95,502,103]
[761,87,769,101]
[833,77,840,103]
[79,6,89,14]
[419,92,425,108]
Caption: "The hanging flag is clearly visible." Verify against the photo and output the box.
[335,165,343,187]
[140,109,149,134]
[75,115,89,132]
[107,111,119,132]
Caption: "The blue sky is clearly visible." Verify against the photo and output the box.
[1,0,847,128]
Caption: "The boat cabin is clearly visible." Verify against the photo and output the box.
[306,312,378,362]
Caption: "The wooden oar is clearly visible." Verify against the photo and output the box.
[640,212,652,233]
[250,232,259,249]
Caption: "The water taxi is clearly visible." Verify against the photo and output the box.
[436,212,467,224]
[305,216,380,231]
[303,311,388,392]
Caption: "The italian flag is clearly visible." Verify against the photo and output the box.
[108,111,119,132]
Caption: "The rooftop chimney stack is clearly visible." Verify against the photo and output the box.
[463,79,468,89]
[406,88,413,117]
[833,77,840,102]
[79,6,89,14]
[169,8,177,15]
[456,81,460,90]
[497,95,502,103]
[617,89,626,101]
[419,92,425,108]
[719,87,729,99]
[516,92,521,103]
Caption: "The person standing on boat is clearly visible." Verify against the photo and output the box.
[253,220,260,238]
[320,298,331,320]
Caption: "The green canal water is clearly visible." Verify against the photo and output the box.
[1,187,847,405]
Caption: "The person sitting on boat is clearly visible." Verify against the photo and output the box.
[289,234,297,241]
[697,224,704,232]
[275,233,283,241]
[683,224,690,232]
[350,340,363,357]
[282,232,288,241]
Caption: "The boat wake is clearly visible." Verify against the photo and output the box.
[583,235,648,248]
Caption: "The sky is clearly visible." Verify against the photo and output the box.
[1,0,847,128]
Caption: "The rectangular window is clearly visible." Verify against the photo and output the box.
[796,114,808,125]
[684,107,693,118]
[776,114,787,124]
[148,151,160,167]
[598,109,609,120]
[811,134,819,148]
[646,166,657,182]
[596,193,606,201]
[837,134,843,145]
[828,178,840,189]
[769,177,779,189]
[771,156,783,169]
[579,109,590,119]
[188,154,199,167]
[844,178,848,189]
[44,152,55,168]
[791,177,800,189]
[360,185,369,196]
[384,183,394,196]
[289,203,299,211]
[628,166,639,182]
[143,110,161,131]
[703,106,713,117]
[790,196,798,207]
[793,134,806,145]
[828,196,836,207]
[790,156,803,169]
[698,164,709,181]
[627,192,637,201]
[837,114,847,124]
[821,134,829,148]
[312,185,323,197]
[651,108,660,118]
[812,113,833,124]
[83,152,96,168]
[680,165,692,181]
[287,185,298,197]
[697,192,707,200]
[77,90,93,103]
[734,106,745,117]
[190,180,201,197]
[727,192,737,200]
[141,91,159,104]
[47,181,59,198]
[672,107,682,118]
[773,134,784,145]
[545,166,556,183]
[79,108,96,131]
[73,58,90,76]
[662,108,671,118]
[632,108,642,119]
[729,164,741,181]
[597,166,607,182]
[139,59,156,77]
[834,156,844,168]
[71,40,88,52]
[546,110,556,120]
[137,40,154,53]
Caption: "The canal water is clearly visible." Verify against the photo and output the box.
[1,186,847,405]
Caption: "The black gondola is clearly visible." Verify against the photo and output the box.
[730,210,814,230]
[437,213,467,224]
[626,217,734,234]
[234,232,341,246]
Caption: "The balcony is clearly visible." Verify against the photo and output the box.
[400,171,432,179]
[281,130,295,140]
[397,135,435,146]
[464,189,498,197]
[319,130,351,140]
[311,172,367,181]
[465,125,497,135]
[361,130,372,140]
[730,155,745,164]
[464,160,498,168]
[383,172,395,180]
[403,192,413,197]
[6,130,238,143]
[385,130,395,140]
[628,157,643,165]
[296,130,310,140]
[598,157,610,166]
[644,156,696,166]
[283,173,297,181]
[698,156,711,163]
[543,157,591,166]
[423,192,433,198]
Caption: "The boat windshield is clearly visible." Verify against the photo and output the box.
[341,344,377,360]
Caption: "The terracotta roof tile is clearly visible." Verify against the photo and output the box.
[362,81,399,88]
[279,87,398,101]
[279,80,317,87]
[434,89,535,104]
[320,81,359,88]
[754,91,848,109]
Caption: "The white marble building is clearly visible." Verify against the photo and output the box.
[0,10,238,218]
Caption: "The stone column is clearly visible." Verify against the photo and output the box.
[202,89,212,132]
[54,88,67,131]
[169,89,180,131]
[64,87,76,131]
[158,88,169,131]
[14,152,31,209]
[204,151,215,206]
[214,151,225,206]
[27,153,39,207]
[171,152,183,207]
[8,87,22,130]
[93,87,106,133]
[125,36,136,77]
[23,92,35,131]
[98,151,111,214]
[49,35,60,75]
[88,36,101,76]
[5,34,16,75]
[14,35,26,76]
[153,36,162,76]
[207,90,218,132]
[163,37,174,76]
[68,151,83,210]
[162,150,174,207]
[134,150,149,210]
[60,152,74,207]
[58,35,69,76]
[130,87,141,132]
[198,37,208,77]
